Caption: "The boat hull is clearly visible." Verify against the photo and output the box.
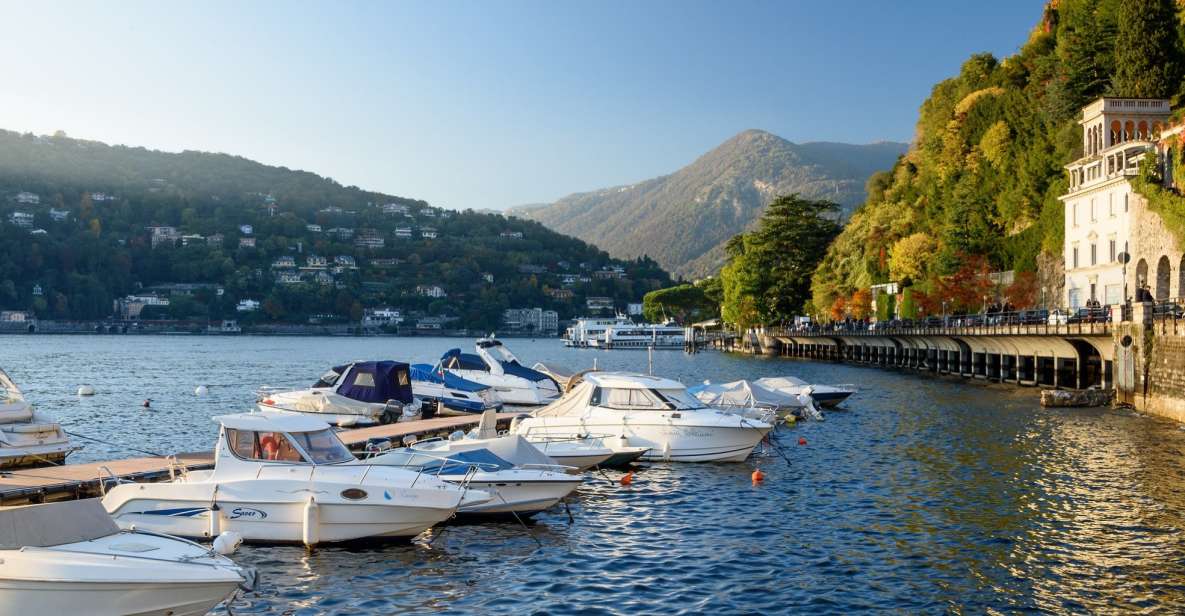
[0,579,239,616]
[452,478,581,515]
[255,402,382,427]
[0,444,76,469]
[518,422,770,463]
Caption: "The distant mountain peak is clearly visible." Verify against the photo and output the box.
[513,130,906,279]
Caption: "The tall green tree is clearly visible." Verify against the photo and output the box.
[719,194,841,327]
[1110,0,1183,98]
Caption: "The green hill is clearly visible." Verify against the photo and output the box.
[0,130,671,328]
[513,130,906,279]
[809,0,1185,317]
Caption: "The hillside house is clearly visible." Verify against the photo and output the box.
[272,256,297,269]
[417,284,447,298]
[421,227,437,239]
[8,212,33,228]
[355,229,385,249]
[14,192,39,205]
[395,227,413,239]
[48,208,70,222]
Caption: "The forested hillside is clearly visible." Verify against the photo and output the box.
[516,130,905,279]
[809,0,1185,318]
[0,130,671,328]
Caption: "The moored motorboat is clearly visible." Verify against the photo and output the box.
[102,412,487,545]
[257,361,422,427]
[0,368,79,468]
[367,434,581,516]
[755,376,856,408]
[437,338,560,407]
[0,498,253,616]
[512,372,772,462]
[409,363,502,416]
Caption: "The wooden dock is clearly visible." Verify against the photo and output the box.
[0,412,524,506]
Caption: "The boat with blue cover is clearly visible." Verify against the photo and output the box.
[437,338,560,407]
[257,361,422,427]
[409,363,502,416]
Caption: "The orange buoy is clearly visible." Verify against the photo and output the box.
[798,437,807,446]
[620,471,634,486]
[751,469,765,483]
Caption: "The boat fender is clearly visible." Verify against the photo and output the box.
[213,530,243,556]
[620,471,634,486]
[208,502,222,537]
[195,385,209,396]
[662,441,671,461]
[302,496,320,547]
[77,385,96,396]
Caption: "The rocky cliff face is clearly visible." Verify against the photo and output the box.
[513,130,906,279]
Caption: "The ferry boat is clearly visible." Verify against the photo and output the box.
[565,316,685,349]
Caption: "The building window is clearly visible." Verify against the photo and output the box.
[1124,193,1129,212]
[1091,198,1097,221]
[1109,239,1116,262]
[1091,244,1097,266]
[1073,246,1079,268]
[1069,288,1081,309]
[1109,194,1114,217]
[1073,203,1078,226]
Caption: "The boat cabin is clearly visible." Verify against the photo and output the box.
[311,361,413,404]
[215,413,355,467]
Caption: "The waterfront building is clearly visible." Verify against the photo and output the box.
[586,296,614,313]
[1060,98,1171,308]
[363,308,402,329]
[502,307,559,336]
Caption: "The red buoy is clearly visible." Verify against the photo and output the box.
[620,471,634,486]
[751,469,765,483]
[798,437,807,446]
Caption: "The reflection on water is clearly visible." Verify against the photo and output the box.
[2,336,1185,613]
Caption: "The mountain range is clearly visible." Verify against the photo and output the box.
[512,130,907,279]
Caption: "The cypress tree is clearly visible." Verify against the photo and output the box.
[1109,0,1184,98]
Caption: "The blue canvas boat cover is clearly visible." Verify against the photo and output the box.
[392,447,516,474]
[335,361,412,404]
[410,364,490,392]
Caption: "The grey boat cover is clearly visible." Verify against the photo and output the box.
[0,498,119,549]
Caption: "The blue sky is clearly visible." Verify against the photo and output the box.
[1,1,1039,210]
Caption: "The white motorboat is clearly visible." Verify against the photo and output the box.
[0,368,78,468]
[257,361,422,427]
[437,338,560,407]
[0,498,253,616]
[367,431,581,516]
[409,363,502,416]
[755,376,856,408]
[688,379,811,424]
[103,412,487,546]
[512,372,772,462]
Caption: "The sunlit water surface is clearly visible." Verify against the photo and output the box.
[2,335,1185,614]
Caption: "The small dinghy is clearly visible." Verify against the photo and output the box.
[0,499,253,616]
[754,376,856,408]
[0,368,79,468]
[409,364,502,416]
[103,412,488,546]
[257,361,422,427]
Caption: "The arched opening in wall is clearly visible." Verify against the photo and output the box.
[1111,120,1121,145]
[1126,120,1136,141]
[1139,120,1149,140]
[1154,121,1163,138]
[1157,255,1172,301]
[1136,258,1149,289]
[1179,254,1185,300]
[1067,339,1103,389]
[953,339,973,375]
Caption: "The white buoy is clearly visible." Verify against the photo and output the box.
[212,530,242,556]
[195,385,209,396]
[77,385,95,396]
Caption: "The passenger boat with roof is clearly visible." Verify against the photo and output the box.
[437,338,560,407]
[512,372,772,462]
[409,363,502,416]
[366,414,581,515]
[256,360,422,427]
[755,376,856,408]
[0,498,253,616]
[102,412,487,546]
[0,368,78,468]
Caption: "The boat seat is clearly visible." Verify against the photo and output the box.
[0,402,34,424]
[0,498,120,549]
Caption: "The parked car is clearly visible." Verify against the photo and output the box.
[1021,309,1049,324]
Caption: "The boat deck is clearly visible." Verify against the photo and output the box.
[0,412,524,506]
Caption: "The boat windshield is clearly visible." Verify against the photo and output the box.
[0,370,21,403]
[312,368,342,389]
[485,344,519,364]
[288,429,355,464]
[591,386,706,411]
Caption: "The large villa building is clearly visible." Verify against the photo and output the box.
[1060,97,1184,308]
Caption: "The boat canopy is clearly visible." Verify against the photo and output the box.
[440,349,489,372]
[754,376,808,390]
[410,364,490,392]
[383,448,518,474]
[327,361,413,404]
[0,499,120,549]
[583,372,686,390]
[215,411,333,433]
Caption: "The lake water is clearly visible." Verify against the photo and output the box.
[3,335,1185,614]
